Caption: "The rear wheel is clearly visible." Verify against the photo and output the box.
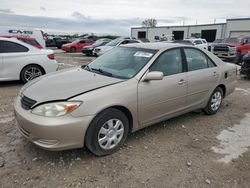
[85,108,129,156]
[20,65,44,83]
[203,87,223,115]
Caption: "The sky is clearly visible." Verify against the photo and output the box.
[0,0,250,35]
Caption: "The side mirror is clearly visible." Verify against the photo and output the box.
[144,71,164,81]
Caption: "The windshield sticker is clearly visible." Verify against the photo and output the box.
[134,51,153,58]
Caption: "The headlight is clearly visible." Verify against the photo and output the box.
[31,101,82,117]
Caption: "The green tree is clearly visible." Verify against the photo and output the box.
[142,18,157,27]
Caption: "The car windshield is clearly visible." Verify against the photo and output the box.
[105,39,123,46]
[223,38,241,44]
[85,47,157,79]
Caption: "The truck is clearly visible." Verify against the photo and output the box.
[0,26,46,48]
[212,36,250,64]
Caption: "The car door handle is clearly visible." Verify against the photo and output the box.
[178,79,186,85]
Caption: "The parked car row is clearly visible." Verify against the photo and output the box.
[61,37,141,57]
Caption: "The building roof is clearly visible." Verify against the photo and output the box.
[227,18,250,21]
[131,23,226,30]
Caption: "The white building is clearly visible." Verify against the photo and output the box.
[131,18,250,42]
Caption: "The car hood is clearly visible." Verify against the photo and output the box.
[21,68,123,103]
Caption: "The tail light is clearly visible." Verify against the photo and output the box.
[47,54,55,60]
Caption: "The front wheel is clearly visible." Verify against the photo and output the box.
[20,65,44,83]
[203,87,223,115]
[85,108,129,156]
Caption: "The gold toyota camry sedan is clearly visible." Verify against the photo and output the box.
[14,43,237,156]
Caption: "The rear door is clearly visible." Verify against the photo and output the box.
[138,48,187,126]
[0,40,29,80]
[183,47,219,109]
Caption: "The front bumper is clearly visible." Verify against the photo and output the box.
[82,49,93,55]
[14,96,94,151]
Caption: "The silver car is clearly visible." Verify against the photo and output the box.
[14,43,237,156]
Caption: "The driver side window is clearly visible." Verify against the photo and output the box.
[150,49,183,76]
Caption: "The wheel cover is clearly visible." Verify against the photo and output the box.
[24,67,42,81]
[211,91,222,111]
[98,119,124,150]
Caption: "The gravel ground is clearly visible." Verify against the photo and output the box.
[0,50,250,188]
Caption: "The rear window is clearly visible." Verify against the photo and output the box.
[0,41,29,53]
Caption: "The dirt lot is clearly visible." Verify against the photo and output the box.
[0,50,250,188]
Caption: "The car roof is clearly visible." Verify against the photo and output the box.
[0,36,36,40]
[122,42,184,50]
[0,37,21,42]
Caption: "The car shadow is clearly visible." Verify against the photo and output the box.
[0,80,23,88]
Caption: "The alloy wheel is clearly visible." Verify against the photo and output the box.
[24,67,42,81]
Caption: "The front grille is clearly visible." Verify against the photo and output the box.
[21,95,37,110]
[213,45,229,52]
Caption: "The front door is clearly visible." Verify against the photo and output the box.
[138,48,187,126]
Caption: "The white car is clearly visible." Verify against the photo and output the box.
[184,38,208,50]
[93,38,141,56]
[0,37,58,83]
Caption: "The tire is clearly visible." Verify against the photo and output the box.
[70,47,76,53]
[85,108,129,156]
[203,87,223,115]
[20,65,44,83]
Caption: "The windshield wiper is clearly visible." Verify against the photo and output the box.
[83,64,92,71]
[91,68,113,77]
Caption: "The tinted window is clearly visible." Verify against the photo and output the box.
[0,41,28,53]
[121,40,129,45]
[202,40,207,44]
[128,40,139,44]
[194,40,202,45]
[184,48,215,71]
[150,49,183,76]
[79,40,86,44]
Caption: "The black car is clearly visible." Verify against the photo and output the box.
[82,38,111,56]
[46,37,71,49]
[241,52,250,78]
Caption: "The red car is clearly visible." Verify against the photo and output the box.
[62,39,94,52]
[0,36,43,49]
[213,36,250,63]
